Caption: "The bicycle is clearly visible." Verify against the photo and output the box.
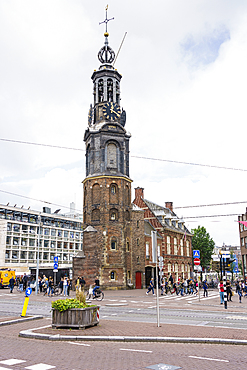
[86,286,104,301]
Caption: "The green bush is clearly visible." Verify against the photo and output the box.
[52,298,94,312]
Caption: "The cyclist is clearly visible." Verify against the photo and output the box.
[92,277,100,297]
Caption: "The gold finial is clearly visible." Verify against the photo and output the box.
[106,5,108,11]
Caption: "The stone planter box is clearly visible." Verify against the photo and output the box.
[52,306,99,329]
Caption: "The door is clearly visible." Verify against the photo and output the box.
[135,271,142,289]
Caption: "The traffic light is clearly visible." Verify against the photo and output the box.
[225,257,235,269]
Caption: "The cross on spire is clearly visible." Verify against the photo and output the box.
[99,5,114,35]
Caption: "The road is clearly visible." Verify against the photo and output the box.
[0,288,247,369]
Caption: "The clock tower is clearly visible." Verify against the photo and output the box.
[76,7,145,289]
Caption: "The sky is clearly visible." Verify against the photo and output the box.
[0,0,247,247]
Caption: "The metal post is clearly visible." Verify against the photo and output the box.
[223,259,227,309]
[35,214,41,295]
[156,255,160,327]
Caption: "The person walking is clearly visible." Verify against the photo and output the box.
[18,276,23,292]
[184,279,188,295]
[59,277,64,294]
[219,280,224,304]
[9,276,15,293]
[48,277,54,297]
[63,277,68,296]
[203,280,208,297]
[226,280,232,302]
[23,274,28,291]
[236,281,243,303]
[146,277,155,296]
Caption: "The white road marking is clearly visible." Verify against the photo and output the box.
[25,364,55,370]
[0,359,26,365]
[68,342,90,347]
[120,348,152,353]
[111,313,117,316]
[0,367,12,370]
[189,355,229,362]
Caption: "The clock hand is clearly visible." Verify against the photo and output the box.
[110,108,120,117]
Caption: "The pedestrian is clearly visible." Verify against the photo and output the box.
[80,276,86,289]
[43,278,48,296]
[59,277,64,294]
[67,279,71,296]
[168,274,173,285]
[161,277,165,295]
[9,276,15,293]
[236,281,243,303]
[184,279,188,295]
[63,277,68,296]
[23,273,28,290]
[48,277,54,297]
[19,276,23,292]
[218,280,224,304]
[203,280,208,297]
[226,280,232,302]
[146,277,155,296]
[179,279,184,296]
[38,276,42,293]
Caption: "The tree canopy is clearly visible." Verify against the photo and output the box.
[191,226,215,268]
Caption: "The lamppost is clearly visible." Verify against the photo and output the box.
[35,214,41,295]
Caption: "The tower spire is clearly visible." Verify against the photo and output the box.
[98,5,115,64]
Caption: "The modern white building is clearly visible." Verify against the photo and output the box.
[0,204,84,277]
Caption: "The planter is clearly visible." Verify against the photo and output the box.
[52,306,100,329]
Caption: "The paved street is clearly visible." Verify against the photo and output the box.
[0,288,247,369]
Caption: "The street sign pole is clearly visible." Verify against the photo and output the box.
[151,230,160,327]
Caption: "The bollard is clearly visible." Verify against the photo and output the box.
[21,287,32,317]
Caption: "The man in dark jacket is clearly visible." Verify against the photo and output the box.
[9,277,15,293]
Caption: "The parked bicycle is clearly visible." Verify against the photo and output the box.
[86,286,104,301]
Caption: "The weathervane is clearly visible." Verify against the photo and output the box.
[98,5,115,64]
[99,5,114,35]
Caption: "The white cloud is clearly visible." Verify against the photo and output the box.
[1,0,247,246]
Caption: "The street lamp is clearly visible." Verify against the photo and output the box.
[35,214,41,295]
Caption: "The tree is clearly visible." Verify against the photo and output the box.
[191,226,215,271]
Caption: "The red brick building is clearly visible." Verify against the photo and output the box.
[133,187,193,285]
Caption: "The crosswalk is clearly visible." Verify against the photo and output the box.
[0,359,55,370]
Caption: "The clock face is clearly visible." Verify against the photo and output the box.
[102,102,121,121]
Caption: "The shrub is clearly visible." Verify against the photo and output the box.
[52,298,93,312]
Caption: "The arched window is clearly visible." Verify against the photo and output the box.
[91,209,100,222]
[186,241,190,256]
[111,238,117,250]
[168,263,171,273]
[92,183,100,205]
[174,238,177,255]
[83,211,86,224]
[98,79,104,102]
[167,236,171,254]
[126,240,130,252]
[110,208,118,221]
[109,183,119,204]
[180,239,183,256]
[83,187,87,207]
[107,143,117,169]
[107,78,113,102]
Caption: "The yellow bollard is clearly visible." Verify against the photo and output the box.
[21,296,30,317]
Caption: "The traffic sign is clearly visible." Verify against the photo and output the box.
[54,256,58,262]
[54,263,58,269]
[193,250,200,259]
[25,287,32,297]
[194,258,200,266]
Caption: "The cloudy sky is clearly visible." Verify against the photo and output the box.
[1,0,247,246]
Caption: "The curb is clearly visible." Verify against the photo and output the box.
[0,315,43,327]
[18,329,247,345]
